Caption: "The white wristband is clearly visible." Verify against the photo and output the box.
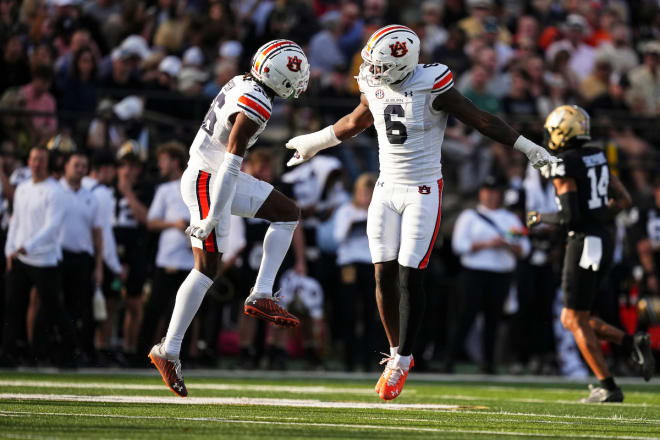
[513,135,537,156]
[286,125,341,160]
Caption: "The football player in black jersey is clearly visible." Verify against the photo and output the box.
[527,105,654,402]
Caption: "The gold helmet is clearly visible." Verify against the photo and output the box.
[46,134,77,154]
[543,105,591,151]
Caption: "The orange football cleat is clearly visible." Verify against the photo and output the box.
[378,356,414,401]
[244,293,300,328]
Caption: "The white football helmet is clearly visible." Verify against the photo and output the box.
[359,25,420,86]
[250,40,310,99]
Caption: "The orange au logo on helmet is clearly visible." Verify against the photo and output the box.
[286,56,302,72]
[389,41,408,57]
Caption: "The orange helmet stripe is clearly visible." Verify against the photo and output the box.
[366,25,410,52]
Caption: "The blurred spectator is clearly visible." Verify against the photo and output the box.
[197,0,236,55]
[0,88,35,158]
[481,16,514,71]
[0,32,30,94]
[459,0,511,44]
[625,41,660,117]
[432,26,470,77]
[83,0,120,25]
[420,1,447,60]
[59,152,104,363]
[546,14,596,80]
[338,2,364,61]
[457,46,507,98]
[581,56,613,103]
[513,15,540,47]
[82,151,122,365]
[309,11,346,76]
[20,65,57,141]
[54,28,93,76]
[633,176,660,297]
[113,144,153,363]
[595,22,639,75]
[100,48,143,99]
[501,69,538,119]
[2,147,78,367]
[461,64,500,114]
[203,59,238,100]
[182,46,204,68]
[151,0,189,53]
[30,42,56,75]
[547,48,581,97]
[275,269,325,369]
[262,0,319,46]
[57,46,99,129]
[447,176,529,373]
[512,165,560,375]
[87,96,146,153]
[334,173,380,371]
[138,141,193,360]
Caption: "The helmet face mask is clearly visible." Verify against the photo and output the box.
[543,105,591,152]
[250,40,310,99]
[359,25,420,87]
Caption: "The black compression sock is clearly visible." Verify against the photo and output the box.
[397,266,426,356]
[600,376,617,391]
[621,334,634,355]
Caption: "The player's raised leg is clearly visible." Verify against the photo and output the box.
[244,188,301,328]
[588,316,655,381]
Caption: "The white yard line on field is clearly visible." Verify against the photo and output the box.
[0,380,384,395]
[0,393,464,410]
[1,410,659,440]
[431,393,660,408]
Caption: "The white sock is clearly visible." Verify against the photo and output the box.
[163,269,213,357]
[390,346,398,358]
[394,353,412,370]
[252,221,298,296]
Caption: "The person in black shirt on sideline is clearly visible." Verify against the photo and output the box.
[527,105,654,403]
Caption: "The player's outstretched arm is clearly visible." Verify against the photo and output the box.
[286,94,373,166]
[186,112,259,240]
[527,177,581,229]
[432,88,554,169]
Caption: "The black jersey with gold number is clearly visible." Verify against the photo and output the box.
[541,146,610,233]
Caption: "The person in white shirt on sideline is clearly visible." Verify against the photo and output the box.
[1,147,79,366]
[446,175,530,374]
[138,142,195,360]
[334,173,382,371]
[82,151,123,364]
[59,152,104,363]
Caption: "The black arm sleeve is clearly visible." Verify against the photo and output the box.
[541,191,581,228]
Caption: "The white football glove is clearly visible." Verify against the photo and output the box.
[185,217,217,240]
[285,125,340,167]
[513,136,557,169]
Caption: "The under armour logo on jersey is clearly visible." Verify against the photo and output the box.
[389,41,408,57]
[418,185,431,194]
[404,91,413,97]
[286,56,302,72]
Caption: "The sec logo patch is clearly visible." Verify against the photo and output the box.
[375,89,384,99]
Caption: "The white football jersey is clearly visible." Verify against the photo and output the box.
[188,75,273,172]
[358,63,454,185]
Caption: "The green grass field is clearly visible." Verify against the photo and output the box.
[1,370,659,439]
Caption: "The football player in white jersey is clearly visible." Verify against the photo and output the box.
[286,25,557,401]
[148,40,310,397]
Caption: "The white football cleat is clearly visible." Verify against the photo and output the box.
[185,218,217,240]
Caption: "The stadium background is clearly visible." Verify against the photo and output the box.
[0,0,659,378]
